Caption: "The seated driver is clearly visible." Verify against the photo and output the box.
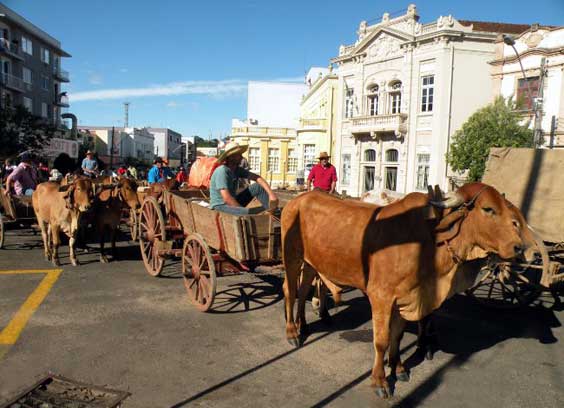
[209,142,278,215]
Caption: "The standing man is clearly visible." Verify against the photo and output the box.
[176,166,187,184]
[210,142,278,215]
[4,153,38,196]
[81,150,99,178]
[147,157,164,184]
[307,152,337,194]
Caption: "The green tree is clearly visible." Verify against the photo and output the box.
[447,96,534,181]
[0,105,58,159]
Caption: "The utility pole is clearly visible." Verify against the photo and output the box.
[109,126,115,170]
[533,57,546,146]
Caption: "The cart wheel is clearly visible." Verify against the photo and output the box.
[182,233,216,312]
[0,215,4,249]
[129,209,139,241]
[466,230,547,309]
[139,197,166,276]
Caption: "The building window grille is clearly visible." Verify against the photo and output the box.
[41,48,50,64]
[364,149,376,162]
[23,96,33,112]
[416,153,430,190]
[517,76,539,111]
[287,148,298,173]
[303,144,316,168]
[42,76,49,90]
[367,85,379,116]
[23,67,32,84]
[267,148,279,173]
[248,147,260,172]
[345,88,354,118]
[41,102,48,118]
[341,154,351,185]
[421,75,434,112]
[364,166,375,191]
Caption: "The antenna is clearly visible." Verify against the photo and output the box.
[123,102,130,128]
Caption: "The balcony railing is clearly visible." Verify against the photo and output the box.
[0,73,25,92]
[53,66,70,82]
[350,113,408,136]
[231,126,297,138]
[0,40,24,60]
[298,118,327,130]
[55,95,70,107]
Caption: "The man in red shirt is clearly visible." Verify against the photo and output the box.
[307,151,337,194]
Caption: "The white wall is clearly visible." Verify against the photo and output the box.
[248,81,307,128]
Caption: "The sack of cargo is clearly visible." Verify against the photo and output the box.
[188,157,219,188]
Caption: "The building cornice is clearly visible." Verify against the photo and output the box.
[489,47,564,66]
[301,74,338,104]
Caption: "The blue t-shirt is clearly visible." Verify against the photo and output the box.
[82,158,98,171]
[209,165,250,209]
[147,165,163,184]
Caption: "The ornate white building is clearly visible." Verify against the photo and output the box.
[491,25,564,148]
[331,4,530,196]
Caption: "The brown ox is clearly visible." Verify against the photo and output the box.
[32,178,95,266]
[281,182,536,398]
[95,177,140,263]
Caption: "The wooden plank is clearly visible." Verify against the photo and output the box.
[191,203,222,250]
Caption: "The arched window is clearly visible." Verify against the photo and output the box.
[367,85,379,116]
[364,149,376,161]
[389,81,402,114]
[385,149,399,162]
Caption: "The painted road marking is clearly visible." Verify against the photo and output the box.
[0,269,62,354]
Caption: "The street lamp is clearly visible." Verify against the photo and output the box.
[503,34,541,146]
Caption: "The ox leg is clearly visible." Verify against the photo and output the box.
[38,221,51,261]
[99,224,109,263]
[369,297,392,398]
[51,225,61,267]
[283,260,302,348]
[296,263,316,336]
[110,225,118,259]
[316,280,332,324]
[389,309,409,382]
[417,315,437,361]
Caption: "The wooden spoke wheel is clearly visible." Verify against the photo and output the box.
[466,231,548,309]
[139,197,166,277]
[129,209,139,241]
[0,215,4,249]
[182,233,217,312]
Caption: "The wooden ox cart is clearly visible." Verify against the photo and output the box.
[466,147,564,308]
[0,187,36,249]
[138,188,281,311]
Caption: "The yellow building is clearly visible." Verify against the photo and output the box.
[230,125,298,189]
[297,71,339,182]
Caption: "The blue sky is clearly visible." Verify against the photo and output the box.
[4,0,563,139]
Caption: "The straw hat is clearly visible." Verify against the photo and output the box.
[317,151,330,160]
[217,142,248,162]
[86,150,94,155]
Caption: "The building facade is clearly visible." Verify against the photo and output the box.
[331,4,529,196]
[147,128,183,168]
[491,25,564,148]
[0,3,70,124]
[231,120,298,188]
[297,71,338,183]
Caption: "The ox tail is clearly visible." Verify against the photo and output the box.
[281,200,304,323]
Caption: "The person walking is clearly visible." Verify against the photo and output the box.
[306,152,337,194]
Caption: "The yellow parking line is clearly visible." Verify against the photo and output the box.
[0,269,62,346]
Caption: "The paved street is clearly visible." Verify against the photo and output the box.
[0,227,563,407]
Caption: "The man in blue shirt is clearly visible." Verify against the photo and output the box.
[147,157,165,184]
[210,142,278,215]
[81,151,99,178]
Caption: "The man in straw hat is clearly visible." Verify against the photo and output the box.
[210,142,278,215]
[81,150,99,178]
[307,151,337,194]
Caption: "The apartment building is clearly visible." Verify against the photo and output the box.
[0,3,70,124]
[331,4,529,196]
[148,128,183,168]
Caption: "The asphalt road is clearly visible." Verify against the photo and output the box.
[0,226,562,407]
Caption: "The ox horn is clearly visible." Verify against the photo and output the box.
[430,191,464,209]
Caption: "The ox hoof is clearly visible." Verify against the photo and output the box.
[425,349,434,361]
[100,256,109,264]
[71,259,79,267]
[287,337,301,348]
[311,297,320,311]
[374,386,389,399]
[396,371,410,382]
[52,259,60,267]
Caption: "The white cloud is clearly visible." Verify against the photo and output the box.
[70,79,248,102]
[119,68,128,73]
